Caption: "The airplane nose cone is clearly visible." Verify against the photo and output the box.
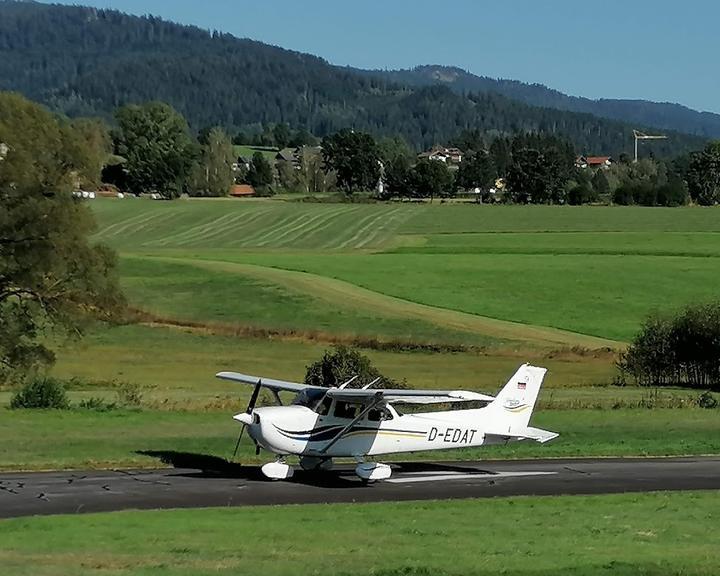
[233,413,253,426]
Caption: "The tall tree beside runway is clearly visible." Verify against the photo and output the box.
[113,102,195,199]
[0,92,125,383]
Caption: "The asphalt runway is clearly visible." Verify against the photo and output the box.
[1,456,719,518]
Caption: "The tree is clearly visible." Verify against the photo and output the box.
[288,128,318,148]
[568,183,596,205]
[656,175,689,207]
[618,303,720,391]
[322,129,381,194]
[296,148,327,194]
[591,169,610,196]
[272,123,291,149]
[687,141,720,205]
[383,154,412,199]
[197,126,213,146]
[456,151,495,192]
[377,135,414,165]
[232,131,248,145]
[246,151,274,190]
[65,117,112,189]
[489,137,512,177]
[276,159,298,192]
[191,127,235,197]
[113,102,195,198]
[409,159,454,202]
[506,135,574,204]
[0,92,125,382]
[304,345,405,388]
[450,129,486,154]
[506,149,546,203]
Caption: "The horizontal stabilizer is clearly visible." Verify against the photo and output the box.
[523,426,559,443]
[486,426,558,444]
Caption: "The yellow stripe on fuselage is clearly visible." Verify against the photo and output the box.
[504,405,530,413]
[342,430,426,440]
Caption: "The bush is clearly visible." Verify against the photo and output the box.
[116,382,144,407]
[697,391,718,409]
[10,377,70,409]
[304,344,407,389]
[568,184,597,206]
[612,184,635,205]
[619,302,720,391]
[78,397,118,411]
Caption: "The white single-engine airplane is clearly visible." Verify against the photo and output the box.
[217,363,558,481]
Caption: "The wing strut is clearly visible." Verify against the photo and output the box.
[319,392,384,454]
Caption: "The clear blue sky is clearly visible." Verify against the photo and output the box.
[42,0,720,113]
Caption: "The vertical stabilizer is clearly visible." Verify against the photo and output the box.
[488,364,547,432]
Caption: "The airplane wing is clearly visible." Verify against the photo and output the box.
[325,388,494,404]
[216,372,495,404]
[215,371,323,393]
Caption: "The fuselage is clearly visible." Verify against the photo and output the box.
[241,404,508,458]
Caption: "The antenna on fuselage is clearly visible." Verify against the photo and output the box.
[338,375,358,389]
[362,377,382,390]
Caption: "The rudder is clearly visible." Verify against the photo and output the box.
[488,363,547,431]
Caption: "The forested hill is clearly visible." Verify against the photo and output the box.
[0,1,707,156]
[360,65,720,139]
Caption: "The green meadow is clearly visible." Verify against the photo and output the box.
[1,491,718,576]
[92,200,720,342]
[2,406,718,471]
[2,199,720,471]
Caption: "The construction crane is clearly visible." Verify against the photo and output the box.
[633,130,667,162]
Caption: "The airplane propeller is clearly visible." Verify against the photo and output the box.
[232,379,262,460]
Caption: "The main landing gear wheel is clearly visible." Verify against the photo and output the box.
[261,460,294,480]
[355,462,392,482]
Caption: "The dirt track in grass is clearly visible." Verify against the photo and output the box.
[144,256,623,350]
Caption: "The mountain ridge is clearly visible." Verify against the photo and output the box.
[0,1,709,156]
[357,65,720,139]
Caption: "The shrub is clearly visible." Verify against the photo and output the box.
[619,302,720,391]
[304,344,407,389]
[568,184,597,206]
[78,397,117,412]
[116,382,144,407]
[697,391,718,409]
[10,377,69,409]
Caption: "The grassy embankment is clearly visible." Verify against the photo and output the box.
[1,491,719,575]
[2,200,719,470]
[2,405,718,471]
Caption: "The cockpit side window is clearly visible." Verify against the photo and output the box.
[334,401,362,419]
[367,407,393,422]
[292,389,328,412]
[317,396,333,416]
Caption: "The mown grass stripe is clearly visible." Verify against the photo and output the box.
[293,206,367,247]
[264,206,354,247]
[357,206,417,248]
[153,210,246,246]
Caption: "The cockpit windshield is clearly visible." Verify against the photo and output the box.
[291,388,328,413]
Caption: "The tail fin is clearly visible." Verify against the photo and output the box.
[488,363,547,431]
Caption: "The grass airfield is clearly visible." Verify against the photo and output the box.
[2,199,720,469]
[3,199,720,575]
[2,491,719,576]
